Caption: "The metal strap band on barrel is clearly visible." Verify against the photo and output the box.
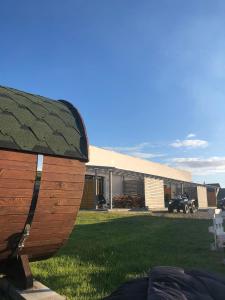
[12,154,43,257]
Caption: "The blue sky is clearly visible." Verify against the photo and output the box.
[1,1,225,186]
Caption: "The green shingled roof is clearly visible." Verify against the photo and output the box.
[0,86,88,161]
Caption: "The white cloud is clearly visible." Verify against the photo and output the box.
[170,156,225,175]
[103,143,165,160]
[128,151,164,159]
[170,139,208,149]
[186,133,196,139]
[104,142,150,153]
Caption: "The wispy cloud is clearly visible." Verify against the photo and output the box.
[104,142,150,153]
[127,151,164,159]
[103,143,165,160]
[186,133,196,138]
[170,133,208,149]
[170,156,225,175]
[170,139,208,149]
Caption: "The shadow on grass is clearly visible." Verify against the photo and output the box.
[32,214,224,300]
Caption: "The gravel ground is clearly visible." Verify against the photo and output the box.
[152,209,214,220]
[100,208,216,220]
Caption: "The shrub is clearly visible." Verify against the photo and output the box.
[113,194,145,208]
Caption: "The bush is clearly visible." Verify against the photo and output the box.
[113,195,145,208]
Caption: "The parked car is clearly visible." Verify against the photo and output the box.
[217,198,225,211]
[168,195,197,214]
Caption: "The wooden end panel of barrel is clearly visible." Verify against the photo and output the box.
[0,150,85,262]
[0,150,37,261]
[22,155,85,260]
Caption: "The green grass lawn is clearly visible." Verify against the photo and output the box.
[31,211,225,300]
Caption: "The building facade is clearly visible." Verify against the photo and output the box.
[81,146,216,210]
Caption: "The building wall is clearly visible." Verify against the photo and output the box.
[123,179,144,196]
[112,174,123,196]
[170,183,182,198]
[183,184,197,200]
[144,177,165,210]
[82,168,210,210]
[83,170,124,205]
[87,146,192,182]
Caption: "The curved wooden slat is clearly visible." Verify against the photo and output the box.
[0,150,85,264]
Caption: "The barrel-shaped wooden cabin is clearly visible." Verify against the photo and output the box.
[0,85,88,288]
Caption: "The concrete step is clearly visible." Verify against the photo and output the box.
[0,278,66,300]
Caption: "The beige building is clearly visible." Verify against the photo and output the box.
[81,145,212,210]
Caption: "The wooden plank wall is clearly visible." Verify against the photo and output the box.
[144,177,165,210]
[207,190,217,207]
[197,186,208,208]
[80,177,95,209]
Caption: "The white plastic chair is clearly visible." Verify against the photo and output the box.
[215,208,222,216]
[209,209,225,250]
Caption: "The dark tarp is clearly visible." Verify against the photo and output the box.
[104,266,225,300]
[0,85,88,161]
